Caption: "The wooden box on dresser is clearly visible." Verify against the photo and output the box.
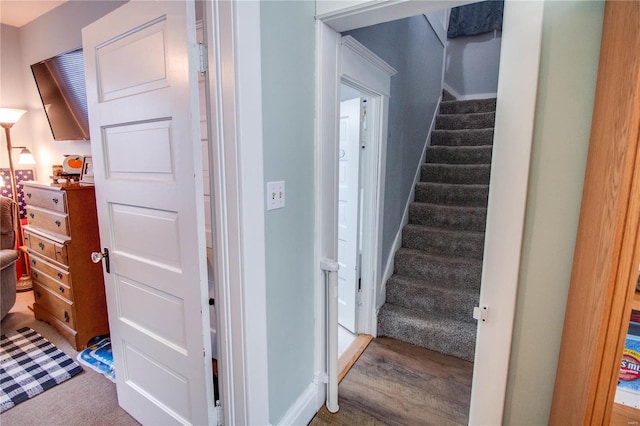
[21,181,109,350]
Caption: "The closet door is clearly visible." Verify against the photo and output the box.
[549,2,640,424]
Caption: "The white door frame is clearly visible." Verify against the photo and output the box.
[340,35,397,335]
[203,1,270,425]
[315,1,544,424]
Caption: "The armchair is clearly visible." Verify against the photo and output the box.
[1,195,18,319]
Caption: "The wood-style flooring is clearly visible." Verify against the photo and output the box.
[310,337,473,426]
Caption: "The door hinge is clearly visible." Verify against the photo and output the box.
[473,306,488,323]
[357,288,363,306]
[198,42,208,75]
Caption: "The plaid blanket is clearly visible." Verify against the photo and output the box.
[0,327,83,412]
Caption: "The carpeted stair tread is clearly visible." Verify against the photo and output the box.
[420,163,491,185]
[425,145,493,165]
[415,182,489,207]
[439,98,496,115]
[402,224,485,260]
[385,274,479,323]
[409,202,487,232]
[394,248,482,289]
[431,128,494,146]
[378,94,497,361]
[435,112,495,130]
[377,303,476,361]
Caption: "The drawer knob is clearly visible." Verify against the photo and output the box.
[59,286,64,293]
[55,220,61,227]
[29,213,35,219]
[57,273,63,279]
[31,259,36,266]
[33,271,38,278]
[52,198,59,204]
[38,242,45,250]
[64,311,70,323]
[26,192,32,198]
[35,291,41,298]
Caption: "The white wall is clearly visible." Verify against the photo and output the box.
[12,1,125,181]
[444,31,502,99]
[0,24,30,171]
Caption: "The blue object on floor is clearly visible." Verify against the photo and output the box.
[77,337,114,383]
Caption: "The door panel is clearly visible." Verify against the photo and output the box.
[82,1,213,424]
[338,97,362,333]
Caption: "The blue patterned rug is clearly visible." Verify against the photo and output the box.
[77,336,115,383]
[0,327,83,413]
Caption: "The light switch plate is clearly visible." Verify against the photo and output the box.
[267,181,285,210]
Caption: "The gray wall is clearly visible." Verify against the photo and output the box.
[505,0,604,423]
[344,15,445,269]
[260,1,317,423]
[444,31,502,97]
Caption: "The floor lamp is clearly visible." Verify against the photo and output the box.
[0,107,32,291]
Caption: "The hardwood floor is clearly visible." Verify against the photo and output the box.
[310,337,473,426]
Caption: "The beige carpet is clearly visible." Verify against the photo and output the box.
[0,291,140,426]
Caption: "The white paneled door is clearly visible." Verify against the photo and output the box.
[337,97,362,333]
[82,1,214,424]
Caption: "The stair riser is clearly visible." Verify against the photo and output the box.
[377,307,476,361]
[425,146,493,165]
[431,129,494,146]
[421,164,491,185]
[394,252,482,288]
[440,99,497,115]
[409,204,487,232]
[436,112,495,130]
[415,184,489,207]
[402,227,485,260]
[386,279,478,323]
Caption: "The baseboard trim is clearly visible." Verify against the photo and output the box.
[378,95,442,310]
[455,92,498,101]
[276,380,319,426]
[442,82,497,101]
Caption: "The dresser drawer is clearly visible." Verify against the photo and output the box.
[25,231,69,266]
[33,284,76,329]
[29,253,70,284]
[32,267,73,300]
[26,206,70,236]
[23,186,66,213]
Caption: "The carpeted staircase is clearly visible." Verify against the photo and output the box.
[377,96,496,362]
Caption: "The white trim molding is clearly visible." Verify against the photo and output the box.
[276,381,320,426]
[342,35,397,79]
[443,81,498,101]
[204,1,270,424]
[469,1,544,424]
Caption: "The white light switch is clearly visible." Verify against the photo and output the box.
[267,181,285,210]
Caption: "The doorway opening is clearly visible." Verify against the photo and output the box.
[337,83,376,377]
[317,1,543,424]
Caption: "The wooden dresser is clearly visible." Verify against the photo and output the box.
[21,181,109,350]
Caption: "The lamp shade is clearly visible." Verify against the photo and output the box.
[18,148,36,165]
[0,108,27,125]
